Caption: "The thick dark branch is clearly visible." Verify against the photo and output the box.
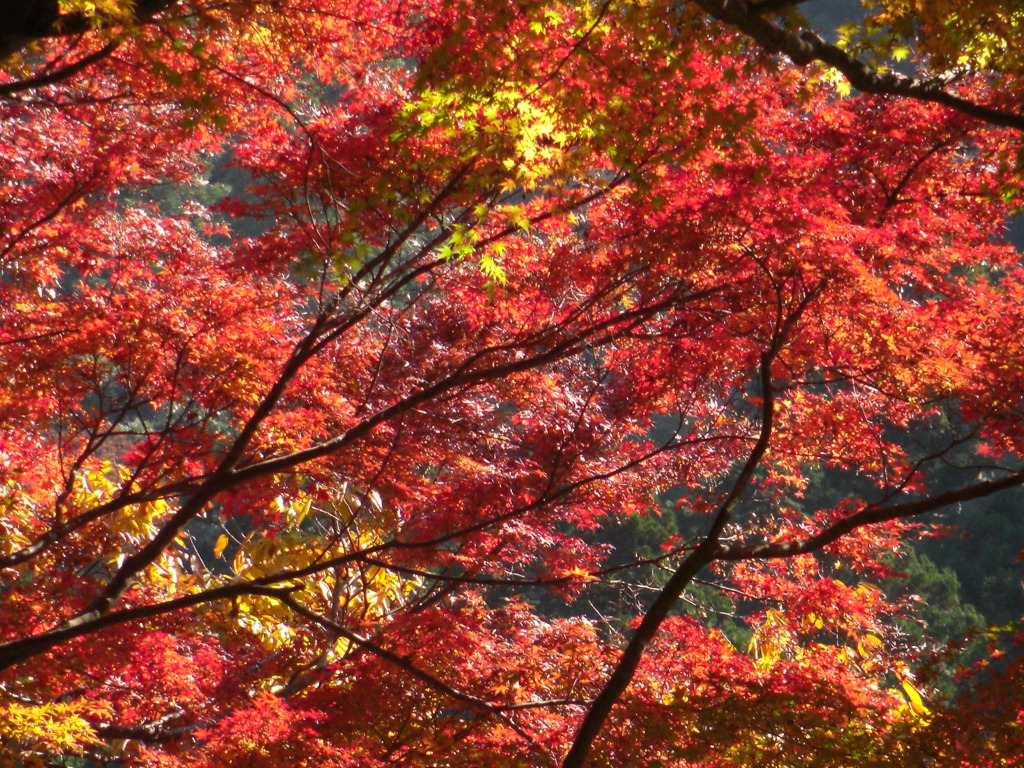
[693,0,1024,131]
[561,277,822,768]
[96,719,194,744]
[718,467,1024,561]
[561,348,779,768]
[0,583,303,672]
[0,40,119,95]
[1,0,177,58]
[748,0,813,14]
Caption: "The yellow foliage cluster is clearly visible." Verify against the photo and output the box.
[748,604,930,721]
[209,484,420,667]
[59,0,137,24]
[865,0,1024,71]
[0,699,113,767]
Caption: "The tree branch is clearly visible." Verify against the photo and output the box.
[718,466,1024,561]
[274,592,499,713]
[276,593,561,763]
[0,583,304,672]
[561,347,780,768]
[693,0,1024,131]
[560,274,823,768]
[0,40,119,95]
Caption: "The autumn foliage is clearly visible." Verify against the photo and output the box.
[1,0,1023,766]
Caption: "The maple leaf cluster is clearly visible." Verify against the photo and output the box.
[1,1,1023,766]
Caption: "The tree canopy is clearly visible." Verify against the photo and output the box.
[1,1,1023,766]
